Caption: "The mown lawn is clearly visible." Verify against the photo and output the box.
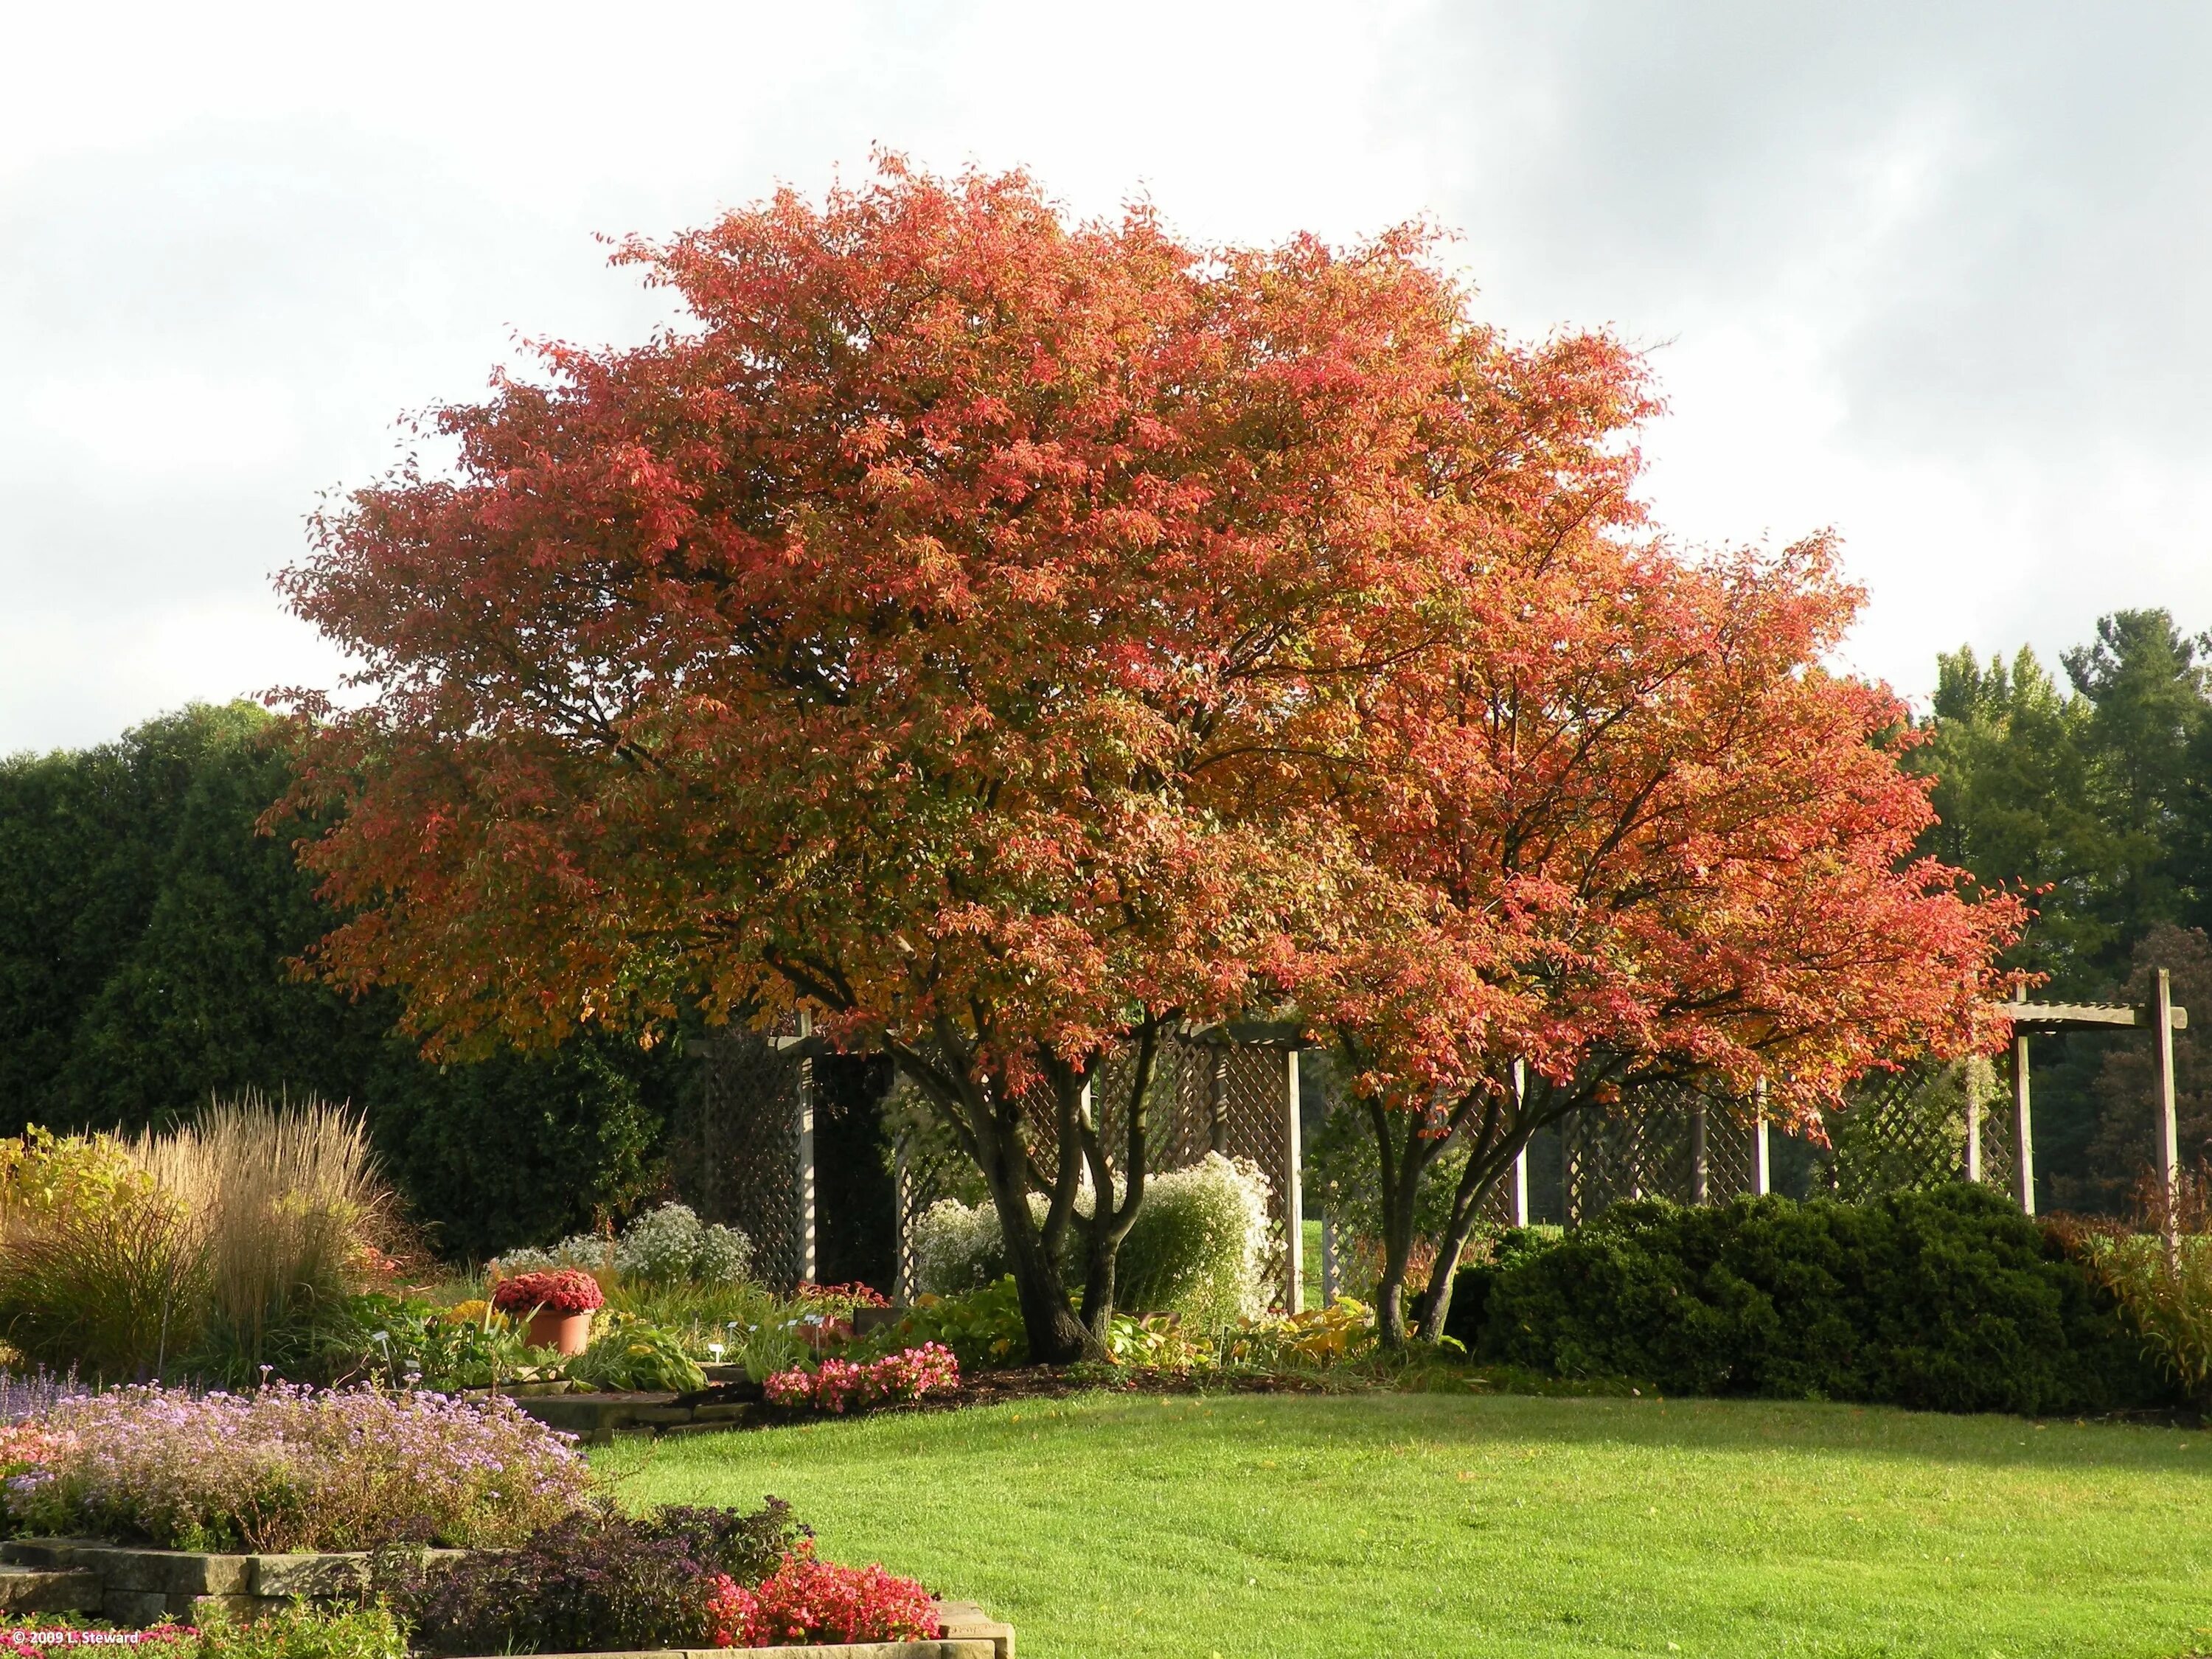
[600,1390,2212,1659]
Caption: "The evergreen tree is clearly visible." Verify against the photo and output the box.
[1913,610,2212,1207]
[0,703,672,1254]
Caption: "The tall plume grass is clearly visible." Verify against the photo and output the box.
[0,1098,403,1382]
[136,1095,399,1365]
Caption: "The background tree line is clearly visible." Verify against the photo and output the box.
[0,702,678,1256]
[1912,608,2212,1208]
[1,605,2203,1247]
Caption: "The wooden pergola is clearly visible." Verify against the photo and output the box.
[2001,972,2190,1216]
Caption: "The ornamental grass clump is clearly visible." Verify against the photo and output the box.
[4,1384,592,1551]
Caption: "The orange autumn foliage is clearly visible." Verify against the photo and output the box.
[276,157,2018,1355]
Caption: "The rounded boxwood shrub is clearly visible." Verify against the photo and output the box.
[1455,1186,2177,1415]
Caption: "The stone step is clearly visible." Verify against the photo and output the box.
[0,1562,102,1612]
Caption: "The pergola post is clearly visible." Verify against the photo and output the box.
[1509,1059,1530,1226]
[891,1133,912,1304]
[2010,994,2035,1214]
[1688,1096,1710,1206]
[2157,967,2181,1242]
[1284,1050,1304,1315]
[1752,1078,1771,1197]
[796,1009,817,1287]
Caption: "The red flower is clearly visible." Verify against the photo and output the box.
[712,1555,939,1646]
[490,1269,605,1315]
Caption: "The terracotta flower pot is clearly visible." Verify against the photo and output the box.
[527,1307,594,1355]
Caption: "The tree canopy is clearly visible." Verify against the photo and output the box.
[280,158,2020,1353]
[1910,608,2212,1205]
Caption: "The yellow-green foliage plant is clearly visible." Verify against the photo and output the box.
[0,1129,206,1379]
[0,1098,405,1382]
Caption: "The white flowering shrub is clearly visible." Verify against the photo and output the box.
[911,1155,1273,1327]
[490,1205,751,1286]
[487,1234,612,1279]
[614,1202,754,1284]
[912,1197,1014,1295]
[1117,1154,1275,1329]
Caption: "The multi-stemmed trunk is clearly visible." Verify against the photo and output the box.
[1358,1058,1601,1349]
[891,1018,1171,1365]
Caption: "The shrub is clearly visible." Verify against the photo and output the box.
[0,1132,206,1380]
[613,1204,753,1285]
[491,1205,753,1288]
[0,1106,408,1385]
[2084,1232,2212,1405]
[1467,1187,2177,1415]
[911,1199,1011,1297]
[1115,1155,1276,1327]
[912,1154,1276,1325]
[762,1344,959,1413]
[490,1270,604,1317]
[387,1502,807,1656]
[194,1603,406,1659]
[712,1554,940,1646]
[4,1384,592,1551]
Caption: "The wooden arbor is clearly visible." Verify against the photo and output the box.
[2003,977,2191,1216]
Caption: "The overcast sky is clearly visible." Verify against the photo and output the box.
[4,1,2207,754]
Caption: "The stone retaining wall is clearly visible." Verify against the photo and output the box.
[508,1391,753,1444]
[0,1537,462,1624]
[0,1543,1015,1658]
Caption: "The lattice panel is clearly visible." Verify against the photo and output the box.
[893,1133,977,1302]
[1559,1085,1762,1224]
[682,1029,807,1290]
[1823,1059,2014,1203]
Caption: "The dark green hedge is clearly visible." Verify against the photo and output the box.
[1447,1186,2174,1415]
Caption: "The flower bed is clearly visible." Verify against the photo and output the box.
[2,1386,591,1551]
[708,1557,940,1647]
[762,1347,959,1415]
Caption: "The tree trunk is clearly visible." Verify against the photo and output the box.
[891,1046,1093,1364]
[1077,1026,1160,1346]
[1410,1147,1512,1339]
[1368,1097,1436,1349]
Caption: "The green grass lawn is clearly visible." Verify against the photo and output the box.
[602,1389,2212,1659]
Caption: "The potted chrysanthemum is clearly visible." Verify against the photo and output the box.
[491,1267,605,1355]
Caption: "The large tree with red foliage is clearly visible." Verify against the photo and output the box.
[278,158,2017,1359]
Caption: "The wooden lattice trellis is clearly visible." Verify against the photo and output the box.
[1560,1082,1764,1224]
[1819,1057,2016,1204]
